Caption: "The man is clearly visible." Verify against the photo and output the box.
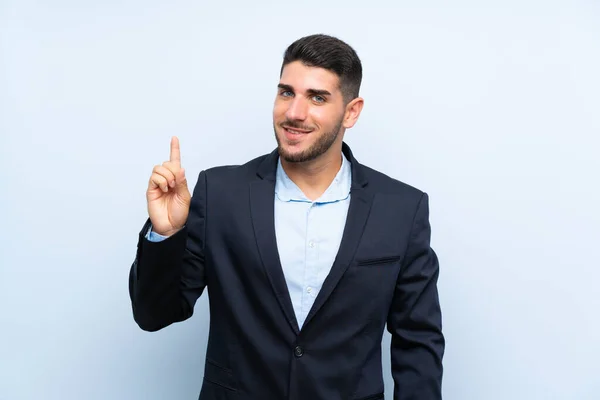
[129,34,444,400]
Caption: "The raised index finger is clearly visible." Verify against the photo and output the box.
[170,136,181,164]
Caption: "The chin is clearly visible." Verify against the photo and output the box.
[274,126,321,163]
[276,141,301,161]
[278,144,302,158]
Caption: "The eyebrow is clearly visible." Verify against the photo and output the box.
[278,83,332,97]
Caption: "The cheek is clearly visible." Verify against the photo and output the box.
[273,101,287,118]
[308,108,334,128]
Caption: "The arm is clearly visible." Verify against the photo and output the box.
[128,170,208,332]
[387,192,445,399]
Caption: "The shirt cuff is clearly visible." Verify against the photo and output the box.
[145,225,169,242]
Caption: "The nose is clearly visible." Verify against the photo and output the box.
[285,97,308,121]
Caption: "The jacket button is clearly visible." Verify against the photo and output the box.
[294,345,303,357]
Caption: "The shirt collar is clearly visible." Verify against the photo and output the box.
[275,153,352,204]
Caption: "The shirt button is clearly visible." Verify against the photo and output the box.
[307,287,312,294]
[294,345,304,357]
[309,241,315,248]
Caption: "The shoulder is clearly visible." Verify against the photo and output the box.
[197,152,270,188]
[358,163,425,200]
[356,163,432,222]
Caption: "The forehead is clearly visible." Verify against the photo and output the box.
[279,61,341,94]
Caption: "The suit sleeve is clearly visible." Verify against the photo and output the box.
[128,170,208,332]
[387,192,445,399]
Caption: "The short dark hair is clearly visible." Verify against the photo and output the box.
[281,34,362,103]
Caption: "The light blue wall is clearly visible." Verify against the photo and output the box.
[1,1,599,399]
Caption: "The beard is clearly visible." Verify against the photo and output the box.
[274,117,344,163]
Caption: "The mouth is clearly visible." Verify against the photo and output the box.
[282,126,312,135]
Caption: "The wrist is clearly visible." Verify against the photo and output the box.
[154,226,183,237]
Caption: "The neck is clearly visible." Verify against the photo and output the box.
[280,144,343,201]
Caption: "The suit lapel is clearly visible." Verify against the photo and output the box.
[250,174,300,335]
[249,142,370,333]
[302,186,373,328]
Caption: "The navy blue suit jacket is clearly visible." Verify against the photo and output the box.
[129,142,444,399]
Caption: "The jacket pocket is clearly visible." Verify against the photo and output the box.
[356,255,401,266]
[203,358,236,392]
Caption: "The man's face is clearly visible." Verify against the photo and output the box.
[273,61,346,163]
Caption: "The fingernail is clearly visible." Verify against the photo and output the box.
[170,180,175,187]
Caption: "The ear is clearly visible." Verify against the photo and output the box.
[343,97,364,129]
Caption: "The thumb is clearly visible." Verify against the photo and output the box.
[174,168,190,201]
[176,168,188,188]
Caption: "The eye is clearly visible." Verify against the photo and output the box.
[280,90,293,97]
[312,95,325,103]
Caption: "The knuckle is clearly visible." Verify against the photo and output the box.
[152,173,166,183]
[162,162,178,175]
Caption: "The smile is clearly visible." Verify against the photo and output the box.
[283,126,312,134]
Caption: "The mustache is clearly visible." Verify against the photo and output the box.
[279,120,314,131]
